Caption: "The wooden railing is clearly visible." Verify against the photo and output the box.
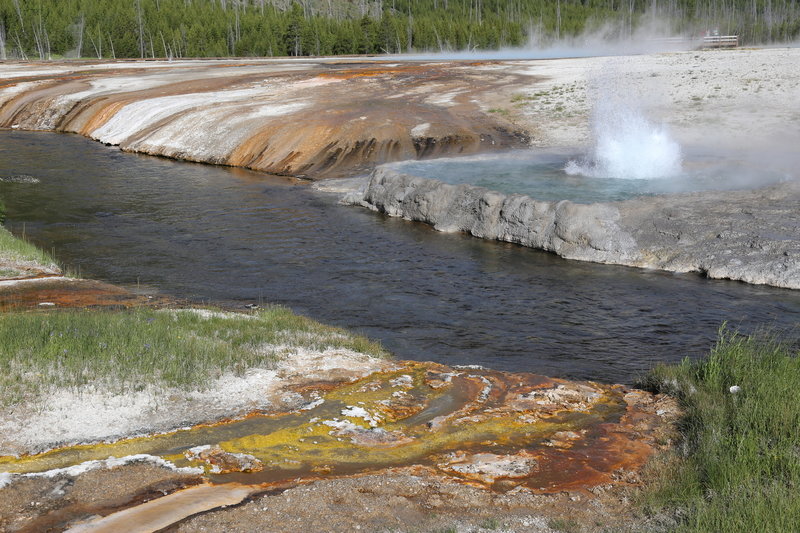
[646,35,739,49]
[701,35,739,48]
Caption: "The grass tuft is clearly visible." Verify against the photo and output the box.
[547,517,581,532]
[640,327,800,532]
[0,225,58,270]
[0,307,389,407]
[479,517,501,530]
[487,107,511,117]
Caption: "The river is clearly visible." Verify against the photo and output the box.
[2,131,798,383]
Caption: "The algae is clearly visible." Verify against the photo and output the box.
[1,361,658,493]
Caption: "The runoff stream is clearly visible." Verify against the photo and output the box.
[2,131,799,384]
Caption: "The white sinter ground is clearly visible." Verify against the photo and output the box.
[0,342,395,457]
[513,47,800,158]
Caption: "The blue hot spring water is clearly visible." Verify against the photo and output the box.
[389,101,791,203]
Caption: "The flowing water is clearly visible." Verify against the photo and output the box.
[2,131,799,384]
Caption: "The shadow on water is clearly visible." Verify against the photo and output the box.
[1,131,799,383]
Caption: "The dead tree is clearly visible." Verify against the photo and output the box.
[88,28,103,59]
[136,0,145,58]
[0,20,6,60]
[12,31,27,60]
[75,14,85,58]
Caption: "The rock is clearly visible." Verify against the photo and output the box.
[345,167,800,289]
[0,174,39,184]
[184,445,264,474]
[439,451,539,484]
[621,180,800,288]
[339,428,415,447]
[346,167,640,265]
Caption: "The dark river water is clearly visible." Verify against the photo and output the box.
[2,131,798,384]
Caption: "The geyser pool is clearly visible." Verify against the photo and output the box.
[390,67,792,202]
[386,145,791,204]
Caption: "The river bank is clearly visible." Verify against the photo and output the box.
[341,167,800,288]
[0,58,529,178]
[0,224,681,532]
[4,49,797,289]
[0,223,164,312]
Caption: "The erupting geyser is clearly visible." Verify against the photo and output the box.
[566,90,683,180]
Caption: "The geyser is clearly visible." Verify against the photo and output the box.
[566,81,683,180]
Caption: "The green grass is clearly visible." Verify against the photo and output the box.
[479,517,501,530]
[0,225,58,270]
[0,307,389,406]
[487,107,511,117]
[0,193,57,270]
[640,327,800,532]
[547,518,581,533]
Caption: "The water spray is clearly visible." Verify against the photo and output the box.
[566,68,683,180]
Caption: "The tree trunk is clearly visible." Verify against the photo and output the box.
[0,21,6,61]
[76,14,85,58]
[136,0,145,58]
[13,31,27,60]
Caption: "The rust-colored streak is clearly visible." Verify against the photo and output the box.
[227,98,514,178]
[317,64,441,80]
[0,355,678,531]
[1,60,532,178]
[2,362,676,494]
[76,99,133,134]
[0,279,167,311]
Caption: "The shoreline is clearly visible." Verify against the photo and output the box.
[0,225,680,532]
[0,58,531,179]
[3,48,799,289]
[341,166,800,289]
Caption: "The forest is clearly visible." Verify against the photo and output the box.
[0,0,798,60]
